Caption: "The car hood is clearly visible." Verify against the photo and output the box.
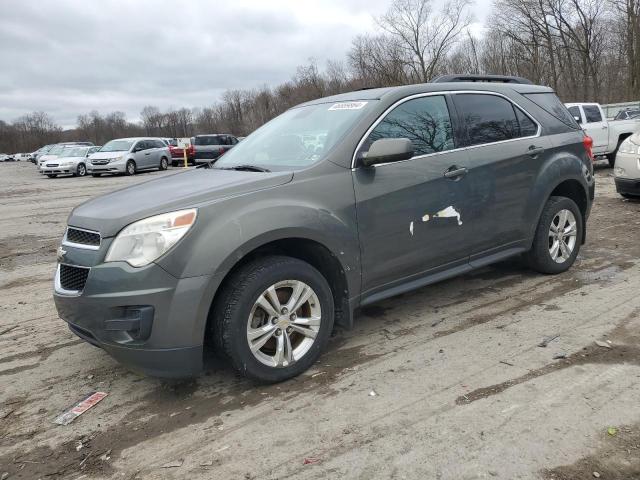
[39,154,60,162]
[89,151,129,160]
[68,168,294,237]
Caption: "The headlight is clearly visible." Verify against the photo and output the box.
[105,209,197,267]
[618,138,640,154]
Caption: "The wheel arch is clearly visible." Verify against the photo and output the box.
[203,236,353,351]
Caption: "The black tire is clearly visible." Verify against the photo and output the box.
[91,173,101,177]
[46,174,57,178]
[171,160,178,167]
[211,256,334,383]
[76,163,86,177]
[606,154,616,168]
[526,196,583,274]
[126,160,136,176]
[159,157,168,171]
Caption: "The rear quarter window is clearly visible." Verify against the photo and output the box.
[524,93,579,129]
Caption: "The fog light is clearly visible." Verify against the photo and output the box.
[615,167,626,177]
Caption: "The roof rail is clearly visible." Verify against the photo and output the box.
[430,74,533,85]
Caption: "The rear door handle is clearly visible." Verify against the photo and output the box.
[443,166,468,179]
[527,145,545,157]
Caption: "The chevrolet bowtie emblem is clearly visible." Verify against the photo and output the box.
[57,246,67,262]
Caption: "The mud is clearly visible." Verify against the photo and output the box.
[1,161,640,479]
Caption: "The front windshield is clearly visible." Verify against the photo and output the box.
[48,145,69,155]
[101,139,134,152]
[215,100,375,170]
[65,147,88,157]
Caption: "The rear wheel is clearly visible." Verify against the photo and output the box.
[126,160,136,176]
[526,196,583,274]
[211,256,334,383]
[76,163,86,177]
[159,157,168,171]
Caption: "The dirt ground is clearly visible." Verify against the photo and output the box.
[1,160,640,480]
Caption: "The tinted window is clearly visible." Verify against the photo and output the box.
[525,93,579,128]
[194,136,222,146]
[515,107,538,137]
[457,94,519,145]
[583,105,602,123]
[363,95,454,157]
[153,140,165,148]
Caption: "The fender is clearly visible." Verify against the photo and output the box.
[524,151,591,245]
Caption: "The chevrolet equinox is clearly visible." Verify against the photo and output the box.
[54,75,595,382]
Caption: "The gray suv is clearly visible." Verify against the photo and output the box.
[54,76,595,382]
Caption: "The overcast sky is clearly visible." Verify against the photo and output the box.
[0,0,489,128]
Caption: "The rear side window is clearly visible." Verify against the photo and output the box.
[583,105,602,123]
[364,95,454,157]
[456,94,519,145]
[524,93,579,128]
[195,136,222,146]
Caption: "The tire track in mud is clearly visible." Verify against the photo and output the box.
[456,306,640,405]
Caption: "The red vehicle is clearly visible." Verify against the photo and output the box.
[167,138,195,166]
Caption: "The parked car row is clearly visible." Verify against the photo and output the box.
[1,152,32,161]
[29,134,240,179]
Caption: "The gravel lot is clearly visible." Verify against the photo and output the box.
[1,161,639,480]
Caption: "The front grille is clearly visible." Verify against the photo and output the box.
[46,163,59,167]
[66,227,100,247]
[91,159,109,165]
[59,264,89,292]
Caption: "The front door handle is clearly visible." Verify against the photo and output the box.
[527,145,545,157]
[443,166,468,179]
[144,152,151,155]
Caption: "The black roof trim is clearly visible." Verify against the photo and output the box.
[431,74,533,85]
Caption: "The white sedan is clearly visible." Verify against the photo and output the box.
[40,146,100,178]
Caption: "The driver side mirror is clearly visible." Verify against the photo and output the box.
[361,138,414,167]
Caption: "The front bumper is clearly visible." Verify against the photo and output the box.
[87,160,126,174]
[41,165,74,175]
[615,177,640,196]
[54,258,213,378]
[614,151,640,196]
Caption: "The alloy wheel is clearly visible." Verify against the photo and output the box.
[246,280,321,368]
[548,209,577,263]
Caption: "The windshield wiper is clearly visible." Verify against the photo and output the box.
[217,165,271,172]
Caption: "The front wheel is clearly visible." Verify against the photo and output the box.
[159,157,168,171]
[76,163,86,177]
[211,256,334,383]
[126,160,136,176]
[526,196,583,274]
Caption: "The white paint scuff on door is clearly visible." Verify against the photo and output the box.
[434,206,462,225]
[409,221,414,236]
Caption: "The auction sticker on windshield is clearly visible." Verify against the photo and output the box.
[328,101,368,111]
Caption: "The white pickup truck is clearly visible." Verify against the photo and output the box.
[565,103,640,166]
